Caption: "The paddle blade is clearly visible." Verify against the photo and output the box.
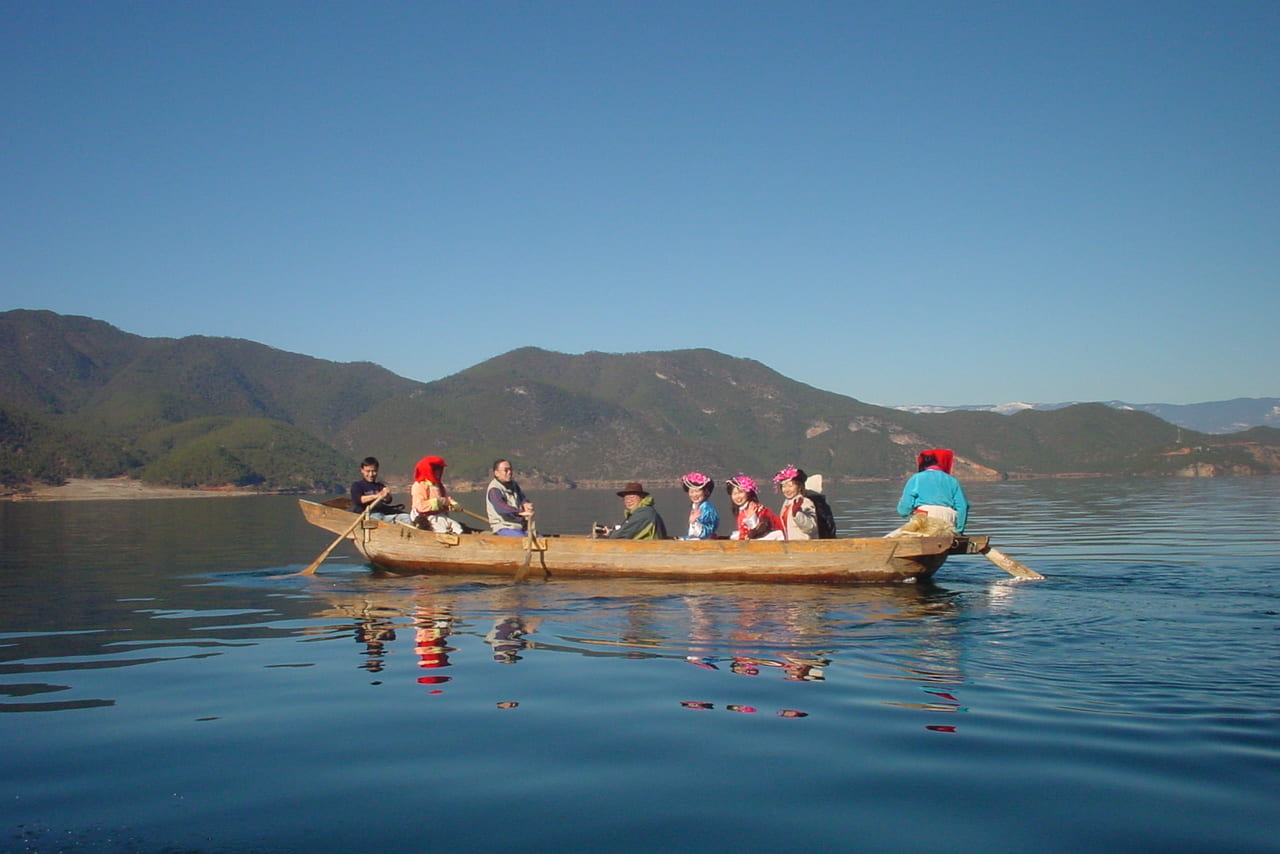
[513,519,540,583]
[984,546,1044,580]
[514,551,534,583]
[514,530,535,583]
[297,509,369,576]
[298,533,346,575]
[298,553,329,576]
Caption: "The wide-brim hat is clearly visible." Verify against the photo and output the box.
[616,481,649,497]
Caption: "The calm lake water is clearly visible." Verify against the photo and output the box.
[2,478,1278,853]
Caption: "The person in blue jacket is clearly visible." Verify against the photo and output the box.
[679,472,719,539]
[895,449,968,533]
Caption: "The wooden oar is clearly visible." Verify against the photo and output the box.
[457,507,490,527]
[514,516,539,583]
[457,504,541,580]
[981,544,1044,580]
[298,505,372,576]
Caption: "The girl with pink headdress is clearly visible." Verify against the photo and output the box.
[410,455,464,534]
[772,466,819,540]
[679,472,720,539]
[724,474,782,540]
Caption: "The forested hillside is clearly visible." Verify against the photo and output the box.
[3,310,1278,494]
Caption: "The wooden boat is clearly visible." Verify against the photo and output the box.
[298,498,1005,583]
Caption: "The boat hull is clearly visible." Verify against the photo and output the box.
[299,500,969,583]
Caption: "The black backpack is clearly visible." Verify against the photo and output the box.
[805,490,837,539]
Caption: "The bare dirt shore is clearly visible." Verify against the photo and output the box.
[3,478,265,502]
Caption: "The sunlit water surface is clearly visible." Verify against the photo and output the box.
[2,478,1278,853]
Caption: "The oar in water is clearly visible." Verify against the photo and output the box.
[298,505,373,576]
[514,515,540,583]
[457,505,541,581]
[981,544,1044,580]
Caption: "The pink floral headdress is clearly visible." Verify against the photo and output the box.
[725,474,757,495]
[680,472,714,494]
[772,466,801,486]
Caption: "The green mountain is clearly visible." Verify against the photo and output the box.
[136,417,353,490]
[0,310,405,492]
[2,309,1278,493]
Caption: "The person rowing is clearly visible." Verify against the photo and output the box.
[409,455,464,534]
[485,458,534,536]
[892,449,968,534]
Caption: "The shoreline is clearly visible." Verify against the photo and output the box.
[6,469,1208,503]
[2,478,270,502]
[2,478,480,503]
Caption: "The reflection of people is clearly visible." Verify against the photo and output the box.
[725,475,781,540]
[679,472,719,540]
[486,616,531,663]
[349,456,411,524]
[486,459,534,536]
[678,701,808,718]
[894,449,968,533]
[605,482,668,540]
[410,455,464,533]
[354,617,396,673]
[782,656,826,682]
[771,466,818,540]
[414,609,452,685]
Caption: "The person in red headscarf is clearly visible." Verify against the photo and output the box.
[893,449,968,533]
[409,455,464,533]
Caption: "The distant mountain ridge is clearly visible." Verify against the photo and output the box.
[893,398,1280,434]
[3,309,1279,492]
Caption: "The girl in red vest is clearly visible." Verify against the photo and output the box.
[725,474,782,540]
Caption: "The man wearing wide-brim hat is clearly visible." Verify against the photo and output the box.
[605,482,668,540]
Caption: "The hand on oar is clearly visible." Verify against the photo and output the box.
[298,505,373,576]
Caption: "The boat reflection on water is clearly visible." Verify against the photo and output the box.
[309,573,971,728]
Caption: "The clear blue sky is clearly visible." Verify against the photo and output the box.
[4,1,1276,406]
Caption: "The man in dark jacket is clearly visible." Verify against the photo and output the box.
[605,482,668,540]
[349,457,410,524]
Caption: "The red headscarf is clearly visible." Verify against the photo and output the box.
[918,449,954,474]
[414,455,447,484]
